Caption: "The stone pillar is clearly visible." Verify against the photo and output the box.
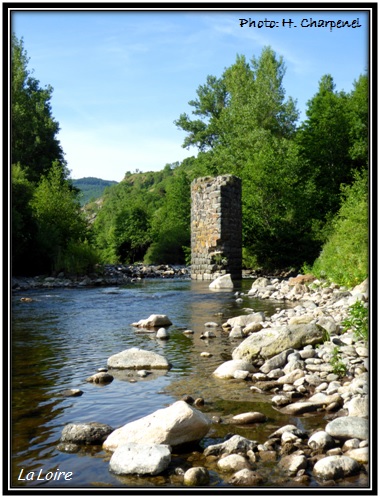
[191,175,242,281]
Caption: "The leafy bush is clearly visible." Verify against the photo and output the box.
[311,169,368,287]
[56,240,100,275]
[342,300,368,341]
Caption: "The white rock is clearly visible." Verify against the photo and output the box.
[109,442,171,475]
[213,360,255,379]
[209,274,234,289]
[103,400,211,452]
[132,314,172,328]
[217,454,250,472]
[107,348,170,370]
[313,455,360,480]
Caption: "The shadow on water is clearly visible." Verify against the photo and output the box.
[10,279,367,488]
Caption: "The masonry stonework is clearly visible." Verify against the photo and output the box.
[191,175,242,281]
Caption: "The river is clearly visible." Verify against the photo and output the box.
[10,278,361,489]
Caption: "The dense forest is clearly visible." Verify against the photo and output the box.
[72,177,118,206]
[11,34,369,286]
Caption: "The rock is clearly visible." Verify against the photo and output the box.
[344,447,369,464]
[86,372,114,384]
[109,443,171,475]
[156,327,169,339]
[227,312,265,328]
[209,274,234,289]
[103,401,211,452]
[204,434,257,457]
[232,323,325,362]
[345,396,368,417]
[260,349,295,374]
[269,425,307,439]
[325,416,368,441]
[277,368,305,385]
[233,370,250,380]
[137,369,150,377]
[289,274,315,285]
[279,401,326,415]
[230,412,266,424]
[60,389,83,397]
[313,455,360,480]
[60,422,114,444]
[107,348,170,370]
[132,314,172,328]
[229,325,244,338]
[308,431,336,452]
[183,467,210,486]
[228,469,265,486]
[278,454,307,476]
[217,454,251,472]
[213,360,255,379]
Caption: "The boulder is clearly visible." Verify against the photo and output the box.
[232,323,325,361]
[156,327,169,339]
[107,348,170,370]
[209,274,234,289]
[109,443,171,475]
[313,455,360,480]
[308,431,336,452]
[325,416,368,441]
[213,360,255,379]
[60,422,114,444]
[132,314,172,328]
[103,401,211,452]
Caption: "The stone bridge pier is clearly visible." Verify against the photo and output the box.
[190,175,242,281]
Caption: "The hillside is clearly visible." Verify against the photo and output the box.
[72,177,118,205]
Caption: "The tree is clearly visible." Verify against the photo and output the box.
[31,162,88,272]
[296,75,354,217]
[11,34,66,182]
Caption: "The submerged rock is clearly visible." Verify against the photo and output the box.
[60,422,114,444]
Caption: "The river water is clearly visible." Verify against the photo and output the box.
[10,278,366,489]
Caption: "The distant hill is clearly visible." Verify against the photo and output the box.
[72,177,118,205]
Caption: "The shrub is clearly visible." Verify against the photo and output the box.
[311,169,368,287]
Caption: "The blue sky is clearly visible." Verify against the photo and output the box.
[11,7,370,182]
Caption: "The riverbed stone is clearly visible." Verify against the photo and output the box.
[86,372,114,384]
[278,454,307,476]
[228,468,265,486]
[209,274,234,289]
[227,312,265,328]
[103,400,211,452]
[132,314,172,328]
[344,447,369,464]
[325,416,368,441]
[260,349,294,373]
[204,434,257,457]
[156,327,169,339]
[313,455,360,480]
[308,431,336,452]
[107,348,170,370]
[183,467,210,486]
[217,454,251,472]
[61,422,114,444]
[345,396,368,417]
[213,360,255,379]
[230,412,266,424]
[109,442,171,475]
[232,323,325,362]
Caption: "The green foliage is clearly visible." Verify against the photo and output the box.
[11,34,66,182]
[30,162,88,272]
[330,346,347,378]
[56,240,100,275]
[311,169,368,287]
[72,177,118,206]
[342,301,368,342]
